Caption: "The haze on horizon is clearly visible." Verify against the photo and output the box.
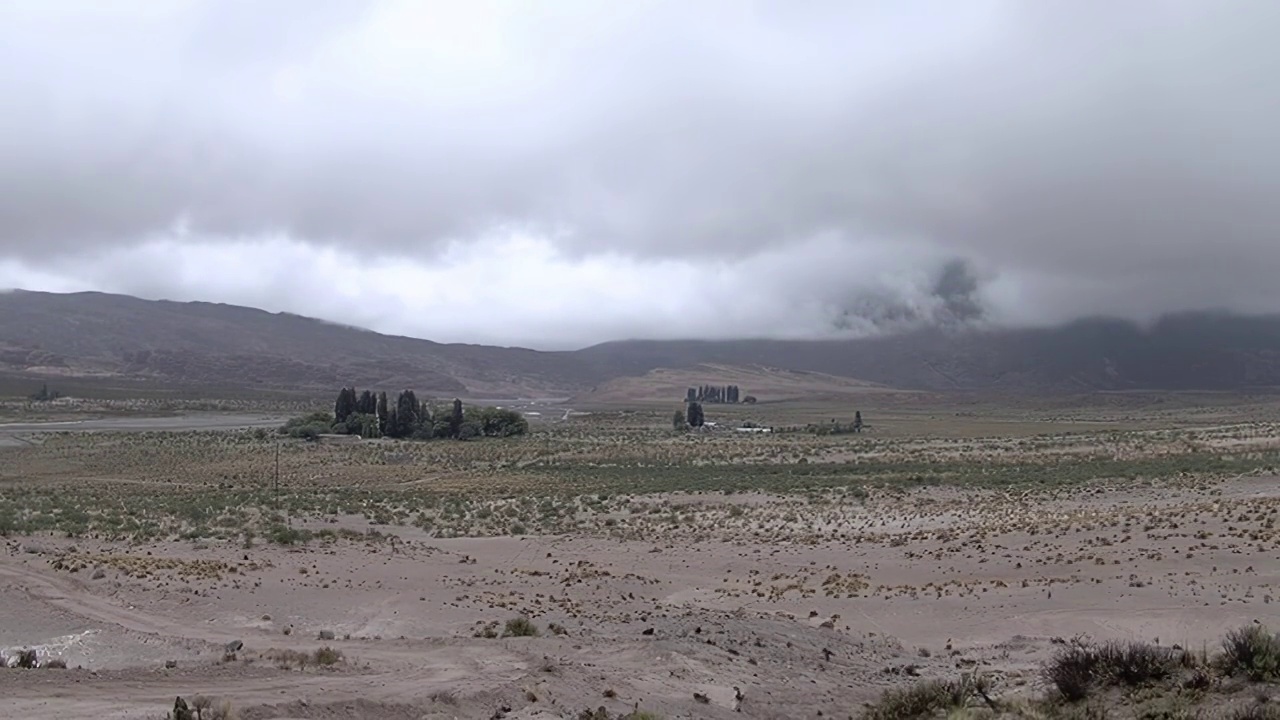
[1,0,1277,350]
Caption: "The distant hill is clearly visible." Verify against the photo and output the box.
[0,290,589,397]
[3,290,1280,399]
[576,314,1280,393]
[571,363,900,405]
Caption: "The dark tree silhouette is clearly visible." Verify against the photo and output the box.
[687,401,705,428]
[334,387,357,424]
[392,390,419,438]
[450,398,464,438]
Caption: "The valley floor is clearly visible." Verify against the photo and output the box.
[4,475,1280,719]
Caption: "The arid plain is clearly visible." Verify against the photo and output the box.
[3,393,1280,719]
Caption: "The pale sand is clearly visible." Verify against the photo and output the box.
[3,476,1279,719]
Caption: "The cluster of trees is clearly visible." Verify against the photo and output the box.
[29,383,62,402]
[805,411,865,436]
[686,385,743,404]
[280,387,528,441]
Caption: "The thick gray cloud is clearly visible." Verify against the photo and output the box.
[1,0,1278,347]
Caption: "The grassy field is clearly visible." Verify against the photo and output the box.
[3,393,1280,544]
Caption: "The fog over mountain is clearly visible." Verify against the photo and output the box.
[2,1,1276,349]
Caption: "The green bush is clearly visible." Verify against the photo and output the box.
[267,524,312,546]
[1222,625,1280,681]
[860,678,970,720]
[503,616,539,637]
[1095,640,1178,685]
[1043,640,1178,701]
[1045,644,1103,701]
[312,646,342,665]
[279,412,334,441]
[466,407,529,437]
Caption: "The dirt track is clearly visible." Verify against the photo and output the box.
[0,413,287,436]
[0,413,285,448]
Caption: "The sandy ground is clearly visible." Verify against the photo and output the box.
[3,476,1280,719]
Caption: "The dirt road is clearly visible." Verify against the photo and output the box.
[0,413,287,436]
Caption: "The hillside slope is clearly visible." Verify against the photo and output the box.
[0,290,590,397]
[4,290,1280,397]
[576,313,1280,393]
[572,363,899,405]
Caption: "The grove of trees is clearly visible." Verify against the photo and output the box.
[29,383,61,402]
[281,387,528,441]
[685,385,742,404]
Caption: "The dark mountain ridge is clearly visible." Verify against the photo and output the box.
[3,289,1280,397]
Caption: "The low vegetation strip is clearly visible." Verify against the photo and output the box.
[862,625,1280,719]
[1,419,1278,541]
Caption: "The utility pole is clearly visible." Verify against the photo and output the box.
[274,440,280,510]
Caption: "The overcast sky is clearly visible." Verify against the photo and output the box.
[1,0,1277,349]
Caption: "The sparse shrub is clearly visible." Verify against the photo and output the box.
[265,648,310,670]
[579,710,662,720]
[429,689,458,705]
[504,616,539,637]
[1048,702,1111,720]
[1184,666,1214,691]
[267,525,312,546]
[1217,706,1280,720]
[1045,644,1102,701]
[860,678,972,720]
[1043,639,1176,701]
[171,695,236,720]
[1096,640,1178,685]
[1222,625,1280,681]
[42,657,67,669]
[312,646,342,666]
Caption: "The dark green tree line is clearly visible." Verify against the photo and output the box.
[288,387,529,441]
[686,385,742,404]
